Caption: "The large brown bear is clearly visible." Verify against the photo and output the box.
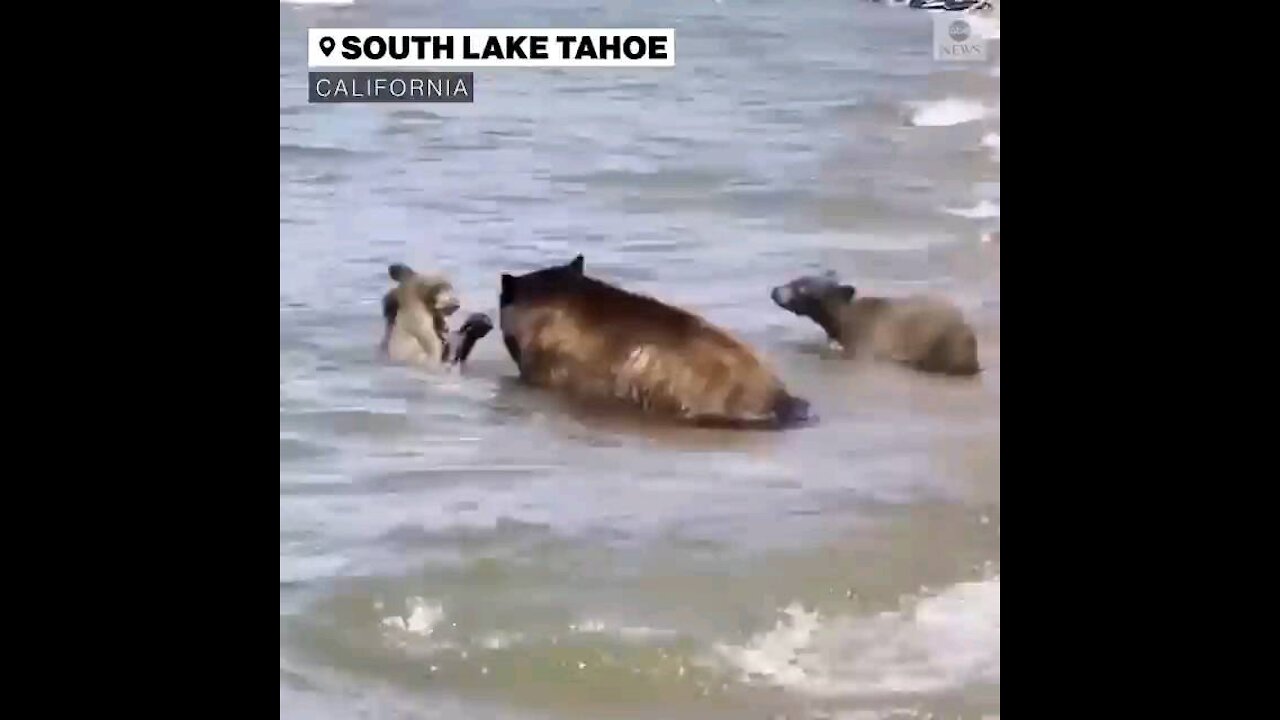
[379,263,492,367]
[498,255,812,429]
[771,271,980,376]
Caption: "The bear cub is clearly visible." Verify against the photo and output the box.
[771,271,980,376]
[380,263,492,367]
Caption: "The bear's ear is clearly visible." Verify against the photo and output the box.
[837,285,856,302]
[389,263,414,282]
[500,273,516,300]
[567,254,584,274]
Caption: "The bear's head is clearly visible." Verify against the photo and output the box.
[770,271,855,320]
[389,263,460,317]
[499,254,585,308]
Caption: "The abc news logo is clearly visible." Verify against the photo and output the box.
[933,17,990,62]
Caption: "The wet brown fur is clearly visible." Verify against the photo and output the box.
[771,273,980,377]
[500,256,810,429]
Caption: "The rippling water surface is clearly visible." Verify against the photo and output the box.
[281,1,1000,718]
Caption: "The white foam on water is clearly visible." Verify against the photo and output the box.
[981,132,1000,163]
[478,631,525,650]
[380,597,446,637]
[943,200,1000,219]
[571,620,609,633]
[907,98,993,127]
[710,577,1000,699]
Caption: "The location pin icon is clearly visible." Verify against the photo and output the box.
[319,36,335,57]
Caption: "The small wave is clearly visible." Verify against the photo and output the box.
[279,143,365,160]
[387,108,445,121]
[906,98,992,127]
[297,171,348,186]
[570,618,680,643]
[943,200,1000,219]
[710,577,1000,699]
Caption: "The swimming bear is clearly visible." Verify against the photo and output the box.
[498,255,812,429]
[771,271,981,376]
[379,263,492,367]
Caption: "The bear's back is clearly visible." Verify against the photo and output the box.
[856,295,977,373]
[506,275,791,424]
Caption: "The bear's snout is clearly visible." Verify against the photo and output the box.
[462,312,493,337]
[771,285,792,309]
[437,292,461,316]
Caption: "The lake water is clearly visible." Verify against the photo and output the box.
[280,1,1000,718]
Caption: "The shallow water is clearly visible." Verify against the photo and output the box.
[280,1,1000,718]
